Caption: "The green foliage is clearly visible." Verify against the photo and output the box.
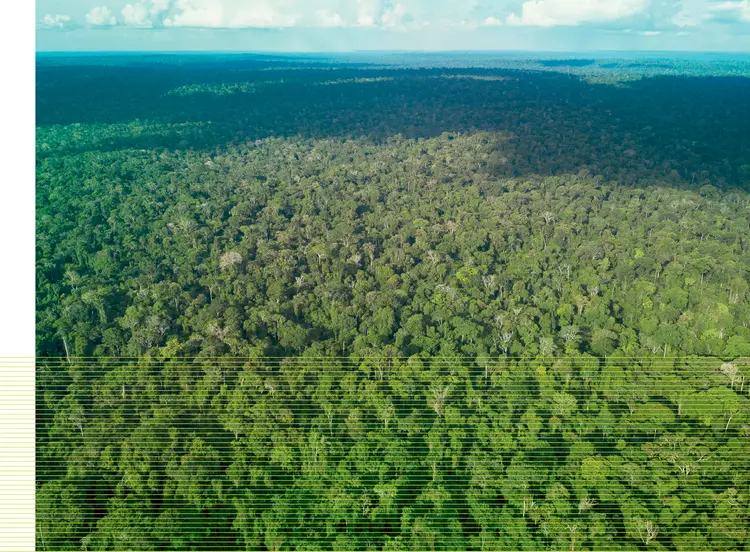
[36,357,750,551]
[36,55,750,550]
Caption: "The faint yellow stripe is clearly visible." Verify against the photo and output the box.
[0,359,34,552]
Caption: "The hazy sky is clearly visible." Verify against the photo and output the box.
[36,0,750,52]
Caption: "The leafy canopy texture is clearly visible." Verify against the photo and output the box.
[36,55,750,549]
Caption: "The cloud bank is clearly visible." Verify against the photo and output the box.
[39,14,73,29]
[36,0,750,51]
[85,6,118,26]
[506,0,646,26]
[38,0,750,30]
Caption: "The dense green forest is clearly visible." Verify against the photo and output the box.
[36,54,750,550]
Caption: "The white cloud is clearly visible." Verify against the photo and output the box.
[672,0,750,26]
[39,14,72,29]
[641,29,661,34]
[315,9,346,27]
[507,0,646,26]
[480,15,503,26]
[710,0,750,21]
[356,0,383,27]
[86,6,117,26]
[121,0,170,27]
[69,0,731,32]
[163,0,300,28]
[381,3,408,28]
[121,3,151,26]
[151,0,171,12]
[671,0,714,26]
[68,0,514,31]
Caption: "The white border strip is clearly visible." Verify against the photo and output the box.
[0,1,36,551]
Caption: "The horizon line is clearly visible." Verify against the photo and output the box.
[34,48,750,56]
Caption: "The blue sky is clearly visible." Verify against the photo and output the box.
[36,0,750,51]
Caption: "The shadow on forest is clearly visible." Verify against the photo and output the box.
[36,57,750,189]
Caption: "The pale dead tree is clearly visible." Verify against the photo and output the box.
[174,217,197,236]
[339,234,354,248]
[310,434,326,465]
[207,321,229,342]
[429,385,451,418]
[542,211,556,225]
[522,495,535,518]
[374,485,396,504]
[568,525,578,552]
[573,294,589,315]
[649,340,663,356]
[61,334,72,364]
[321,402,335,435]
[81,290,107,324]
[662,434,682,450]
[578,496,596,513]
[557,263,572,281]
[65,270,82,291]
[445,220,459,236]
[695,450,710,465]
[499,332,513,354]
[350,253,362,267]
[436,284,457,302]
[512,307,523,318]
[677,461,693,476]
[493,313,506,330]
[68,404,85,436]
[295,275,305,291]
[360,493,372,517]
[378,403,396,430]
[144,315,169,348]
[588,284,600,297]
[725,411,736,432]
[636,519,658,546]
[312,246,327,267]
[722,488,741,507]
[719,362,741,389]
[482,274,496,291]
[540,336,556,357]
[219,251,243,271]
[623,464,639,488]
[727,280,746,304]
[540,522,551,538]
[561,325,580,344]
[426,250,440,265]
[363,243,376,265]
